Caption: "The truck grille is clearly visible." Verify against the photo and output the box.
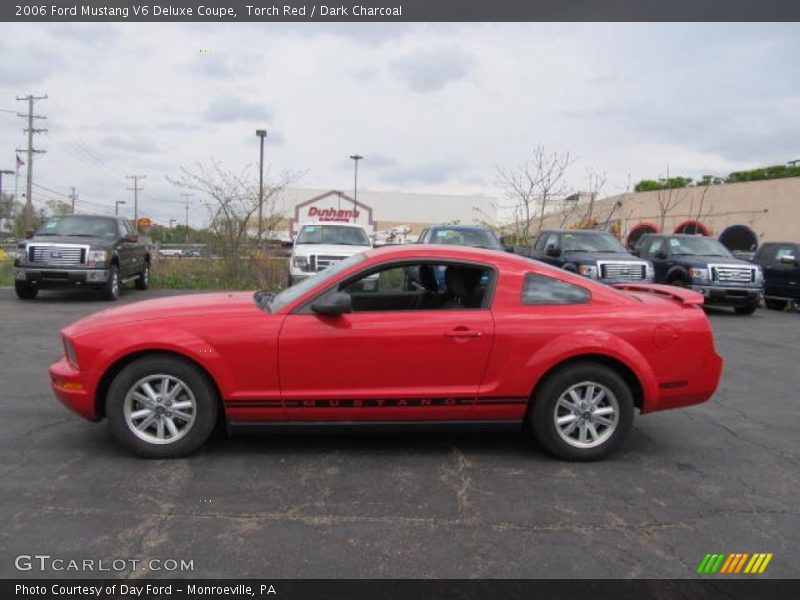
[29,245,86,266]
[710,264,755,284]
[311,254,347,271]
[599,262,647,281]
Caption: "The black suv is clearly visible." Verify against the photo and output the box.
[523,229,654,284]
[13,214,151,301]
[752,242,800,310]
[634,233,763,315]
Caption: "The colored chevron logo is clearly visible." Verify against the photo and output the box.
[696,553,773,574]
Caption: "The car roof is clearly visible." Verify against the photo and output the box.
[362,242,530,268]
[428,224,494,231]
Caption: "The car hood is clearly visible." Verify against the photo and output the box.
[23,235,108,247]
[563,250,647,264]
[292,244,370,255]
[672,255,754,268]
[63,292,263,336]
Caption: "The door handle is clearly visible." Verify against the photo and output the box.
[444,329,484,338]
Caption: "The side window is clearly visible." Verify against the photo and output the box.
[522,273,590,305]
[643,238,663,257]
[335,261,493,312]
[772,245,796,261]
[541,233,560,252]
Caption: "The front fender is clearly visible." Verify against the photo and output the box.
[524,330,660,412]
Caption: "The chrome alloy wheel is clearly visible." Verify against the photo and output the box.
[123,374,197,445]
[553,381,619,449]
[110,271,120,297]
[141,266,149,286]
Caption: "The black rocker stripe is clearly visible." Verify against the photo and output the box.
[227,397,527,409]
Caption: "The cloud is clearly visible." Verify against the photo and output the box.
[379,161,462,185]
[203,97,273,124]
[99,134,159,155]
[390,46,475,92]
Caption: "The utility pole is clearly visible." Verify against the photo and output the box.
[125,174,145,231]
[255,129,267,243]
[69,186,77,214]
[181,192,193,242]
[349,154,363,223]
[0,170,13,233]
[16,94,48,233]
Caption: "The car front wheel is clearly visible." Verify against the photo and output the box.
[15,280,38,300]
[734,302,758,315]
[530,362,634,461]
[764,299,787,311]
[103,265,121,301]
[106,355,219,458]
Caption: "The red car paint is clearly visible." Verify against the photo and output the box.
[50,245,723,427]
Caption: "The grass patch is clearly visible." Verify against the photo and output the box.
[0,259,13,287]
[151,257,289,291]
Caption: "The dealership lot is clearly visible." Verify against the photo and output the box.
[0,288,797,578]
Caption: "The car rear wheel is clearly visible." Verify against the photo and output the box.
[15,281,38,300]
[734,302,758,315]
[102,265,121,301]
[106,355,219,458]
[764,299,787,311]
[530,362,634,461]
[135,263,150,290]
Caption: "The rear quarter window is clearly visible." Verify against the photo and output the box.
[522,273,590,305]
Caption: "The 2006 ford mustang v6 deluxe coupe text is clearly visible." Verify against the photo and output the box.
[50,245,723,460]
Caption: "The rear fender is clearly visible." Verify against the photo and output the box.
[524,331,659,412]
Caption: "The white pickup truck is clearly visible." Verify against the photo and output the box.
[289,223,372,286]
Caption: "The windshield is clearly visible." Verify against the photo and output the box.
[670,236,732,257]
[296,225,370,246]
[267,252,368,312]
[429,228,502,250]
[562,232,626,253]
[37,215,119,238]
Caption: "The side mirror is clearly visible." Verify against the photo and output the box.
[311,292,352,316]
[780,255,797,265]
[126,234,138,243]
[654,250,668,260]
[545,245,561,258]
[25,229,35,239]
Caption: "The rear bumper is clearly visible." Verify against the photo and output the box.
[691,285,761,306]
[652,350,724,412]
[15,267,109,287]
[49,357,99,421]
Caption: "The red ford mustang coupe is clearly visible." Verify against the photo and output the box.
[50,245,723,460]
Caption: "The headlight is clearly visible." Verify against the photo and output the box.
[578,264,598,279]
[644,263,654,281]
[15,246,27,264]
[86,250,108,266]
[689,267,709,282]
[754,267,763,284]
[292,255,309,271]
[63,337,79,369]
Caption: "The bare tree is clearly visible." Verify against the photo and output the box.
[495,145,573,245]
[168,159,299,270]
[654,164,688,230]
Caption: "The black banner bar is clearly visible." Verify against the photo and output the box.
[3,579,800,600]
[4,0,800,22]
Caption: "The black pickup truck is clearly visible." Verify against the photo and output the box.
[633,233,763,315]
[13,214,151,301]
[751,241,800,310]
[521,229,654,284]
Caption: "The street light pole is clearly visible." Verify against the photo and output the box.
[115,200,126,216]
[0,170,13,232]
[255,129,267,243]
[349,154,363,223]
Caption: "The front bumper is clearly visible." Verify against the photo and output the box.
[49,356,99,421]
[15,267,109,286]
[690,285,762,306]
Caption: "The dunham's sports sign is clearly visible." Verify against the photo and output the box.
[290,190,375,235]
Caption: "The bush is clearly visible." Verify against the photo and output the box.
[151,256,288,291]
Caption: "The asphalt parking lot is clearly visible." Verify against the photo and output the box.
[0,286,797,579]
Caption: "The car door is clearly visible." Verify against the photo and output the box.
[538,232,562,266]
[114,219,134,276]
[277,260,496,422]
[764,243,800,297]
[643,237,669,281]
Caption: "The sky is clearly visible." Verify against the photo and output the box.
[1,22,798,227]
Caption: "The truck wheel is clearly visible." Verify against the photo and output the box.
[135,263,150,290]
[103,265,121,301]
[15,281,38,300]
[764,299,787,311]
[529,362,634,461]
[734,302,758,315]
[106,355,219,458]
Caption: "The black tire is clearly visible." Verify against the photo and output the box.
[106,355,219,458]
[529,362,635,461]
[15,280,38,300]
[667,276,689,288]
[135,263,150,290]
[103,265,121,301]
[765,299,787,311]
[734,302,758,315]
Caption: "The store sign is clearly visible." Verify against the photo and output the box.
[307,206,360,222]
[292,191,375,235]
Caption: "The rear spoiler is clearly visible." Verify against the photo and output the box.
[612,283,705,306]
